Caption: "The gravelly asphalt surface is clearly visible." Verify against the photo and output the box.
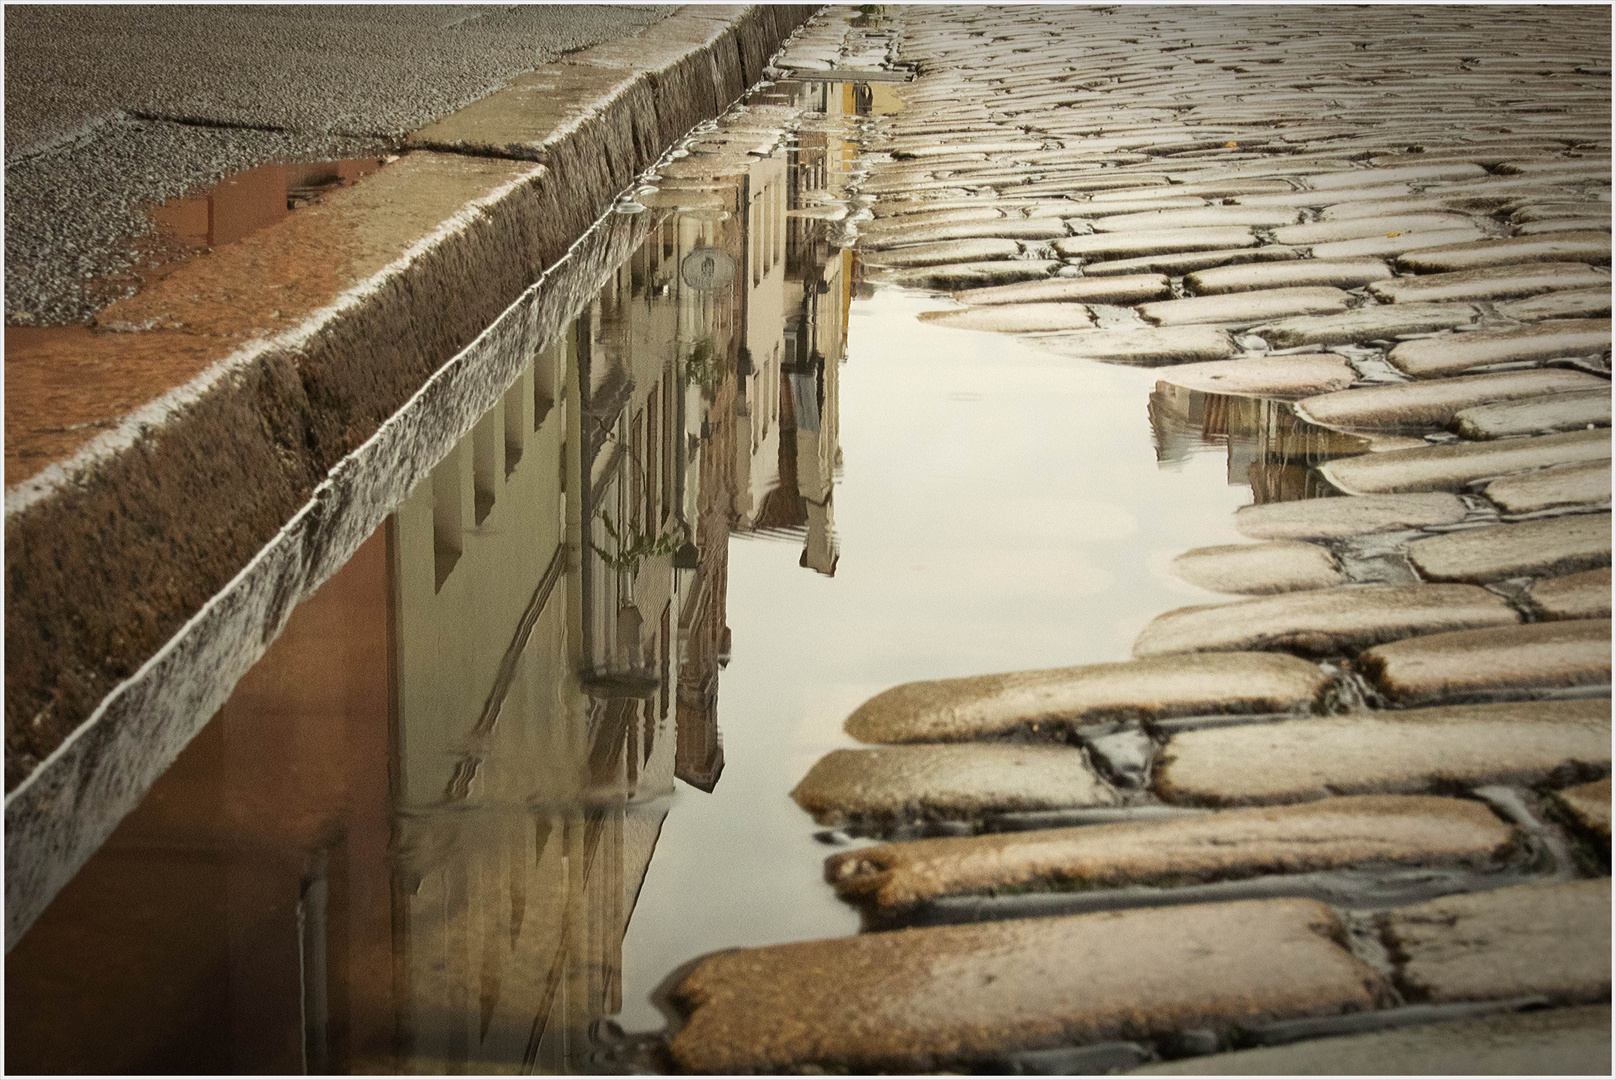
[4,4,674,324]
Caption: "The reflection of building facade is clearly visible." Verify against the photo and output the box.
[1148,382,1372,503]
[6,81,855,1077]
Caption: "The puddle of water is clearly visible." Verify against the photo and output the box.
[4,76,1371,1074]
[143,156,388,277]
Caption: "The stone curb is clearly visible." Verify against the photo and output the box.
[3,3,818,951]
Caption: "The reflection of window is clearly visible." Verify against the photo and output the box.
[432,447,463,591]
[473,413,497,525]
[504,378,525,477]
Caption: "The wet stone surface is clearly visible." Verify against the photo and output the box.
[1157,354,1356,400]
[667,899,1390,1073]
[1385,319,1613,378]
[1320,427,1612,495]
[1379,878,1611,1005]
[1482,459,1612,515]
[1296,370,1608,432]
[1234,493,1470,541]
[1133,583,1520,659]
[1169,540,1346,595]
[1553,777,1612,841]
[1154,700,1612,807]
[1405,512,1611,584]
[790,744,1121,831]
[1252,303,1480,349]
[1454,388,1612,440]
[1138,287,1351,329]
[1527,567,1613,622]
[824,795,1515,915]
[1359,619,1613,706]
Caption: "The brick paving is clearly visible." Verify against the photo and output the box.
[669,5,1611,1073]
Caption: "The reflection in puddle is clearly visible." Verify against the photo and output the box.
[146,157,388,271]
[5,82,854,1075]
[1149,382,1372,504]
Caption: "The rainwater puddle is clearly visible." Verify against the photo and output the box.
[5,80,1372,1074]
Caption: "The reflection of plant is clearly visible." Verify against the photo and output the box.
[592,507,681,575]
[684,338,723,391]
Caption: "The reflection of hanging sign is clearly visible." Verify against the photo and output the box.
[681,247,735,290]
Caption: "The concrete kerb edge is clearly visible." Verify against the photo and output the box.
[3,3,820,950]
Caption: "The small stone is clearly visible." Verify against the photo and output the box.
[1484,459,1612,514]
[1380,878,1610,1004]
[1494,288,1612,321]
[1034,326,1236,365]
[825,796,1514,913]
[919,303,1094,332]
[1252,303,1479,348]
[1133,583,1519,659]
[790,744,1121,828]
[1311,228,1489,261]
[1455,389,1611,439]
[1367,262,1610,304]
[864,237,1022,268]
[1397,232,1612,273]
[1170,540,1346,595]
[843,652,1331,744]
[1272,214,1486,246]
[1235,493,1469,540]
[1406,512,1611,583]
[1131,1004,1612,1076]
[1087,206,1302,232]
[880,260,1062,289]
[1553,777,1611,840]
[1187,260,1394,295]
[1138,287,1351,328]
[1157,354,1356,399]
[666,898,1390,1073]
[1081,246,1303,278]
[1296,370,1607,430]
[953,274,1171,306]
[1386,319,1612,378]
[1154,699,1611,807]
[1528,567,1612,621]
[1055,227,1258,260]
[1359,619,1612,706]
[1320,428,1611,495]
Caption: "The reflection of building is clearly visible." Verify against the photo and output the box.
[1148,382,1372,504]
[5,78,855,1076]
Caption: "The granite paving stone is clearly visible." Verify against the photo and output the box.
[1310,228,1490,261]
[1272,214,1489,246]
[1252,303,1479,348]
[1234,183,1416,209]
[1034,326,1237,365]
[1380,878,1611,1005]
[1296,370,1607,430]
[1054,227,1258,260]
[1170,540,1347,595]
[1367,262,1610,304]
[1080,246,1303,278]
[791,743,1121,828]
[843,653,1332,744]
[1132,583,1519,659]
[1131,1003,1612,1075]
[1186,259,1395,295]
[1234,493,1469,540]
[1138,287,1352,328]
[1516,216,1611,236]
[1526,567,1612,621]
[880,260,1062,290]
[1358,619,1612,705]
[1553,778,1612,841]
[863,237,1023,268]
[1493,287,1612,321]
[1085,206,1303,232]
[1320,428,1611,495]
[952,274,1171,306]
[1406,513,1611,583]
[1304,163,1490,189]
[1154,699,1611,806]
[1483,459,1612,514]
[1454,389,1611,439]
[1397,232,1612,273]
[1385,319,1612,378]
[918,303,1094,332]
[825,796,1515,913]
[666,898,1391,1073]
[1157,354,1356,399]
[862,218,1071,247]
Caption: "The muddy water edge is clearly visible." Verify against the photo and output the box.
[9,76,1403,1077]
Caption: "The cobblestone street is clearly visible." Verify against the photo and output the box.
[665,6,1612,1074]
